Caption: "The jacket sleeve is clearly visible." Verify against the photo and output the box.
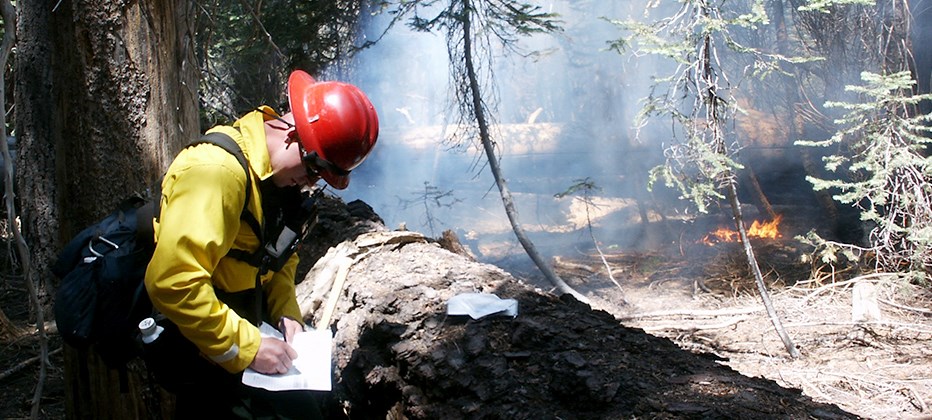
[144,155,261,373]
[263,253,305,327]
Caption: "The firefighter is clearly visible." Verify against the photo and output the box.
[143,70,378,418]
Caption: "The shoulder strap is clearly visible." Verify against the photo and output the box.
[138,131,267,326]
[136,131,262,247]
[190,132,260,238]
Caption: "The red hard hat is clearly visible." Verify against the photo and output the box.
[288,70,379,189]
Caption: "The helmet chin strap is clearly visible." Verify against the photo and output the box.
[256,107,300,131]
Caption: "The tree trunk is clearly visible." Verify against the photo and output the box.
[0,0,20,341]
[16,0,198,417]
[459,0,586,303]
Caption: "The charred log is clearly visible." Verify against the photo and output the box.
[294,196,854,419]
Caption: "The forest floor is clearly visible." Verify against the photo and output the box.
[539,246,932,420]
[0,197,931,418]
[489,224,932,419]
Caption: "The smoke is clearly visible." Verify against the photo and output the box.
[321,1,676,262]
[323,1,899,264]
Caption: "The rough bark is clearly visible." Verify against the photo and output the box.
[0,0,19,341]
[15,0,58,320]
[16,0,198,417]
[2,1,49,417]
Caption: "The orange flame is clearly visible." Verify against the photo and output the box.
[701,215,782,245]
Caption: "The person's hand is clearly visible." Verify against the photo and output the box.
[279,316,304,343]
[249,337,297,375]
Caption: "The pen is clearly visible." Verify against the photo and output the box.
[279,318,288,343]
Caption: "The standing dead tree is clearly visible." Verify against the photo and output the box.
[608,1,800,358]
[379,0,587,301]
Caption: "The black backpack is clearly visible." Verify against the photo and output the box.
[51,132,256,369]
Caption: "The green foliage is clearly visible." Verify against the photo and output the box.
[398,0,560,40]
[607,1,786,214]
[553,177,600,199]
[796,229,862,265]
[196,0,365,127]
[796,71,932,273]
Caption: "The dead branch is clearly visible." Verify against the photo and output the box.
[552,256,596,273]
[879,298,932,316]
[618,306,764,321]
[0,347,61,383]
[783,320,932,335]
[782,367,927,418]
[746,167,777,220]
[638,316,751,332]
[797,272,904,305]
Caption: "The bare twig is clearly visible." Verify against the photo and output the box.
[618,306,764,321]
[796,272,904,305]
[783,321,932,335]
[556,180,626,303]
[237,0,285,60]
[879,298,932,316]
[639,316,751,332]
[0,348,62,383]
[584,199,626,303]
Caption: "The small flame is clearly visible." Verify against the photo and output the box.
[701,215,782,245]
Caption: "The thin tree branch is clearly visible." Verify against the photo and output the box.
[0,347,62,383]
[237,0,285,60]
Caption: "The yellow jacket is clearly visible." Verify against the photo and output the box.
[144,107,303,373]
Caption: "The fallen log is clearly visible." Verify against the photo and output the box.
[292,196,855,419]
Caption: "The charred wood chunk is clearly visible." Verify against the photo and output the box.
[437,229,476,261]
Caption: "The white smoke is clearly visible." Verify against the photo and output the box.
[332,1,673,261]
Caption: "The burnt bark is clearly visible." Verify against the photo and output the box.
[16,0,198,417]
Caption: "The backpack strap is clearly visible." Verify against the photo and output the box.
[136,132,262,246]
[191,132,262,241]
[136,131,267,325]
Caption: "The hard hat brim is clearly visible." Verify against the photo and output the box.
[320,172,350,190]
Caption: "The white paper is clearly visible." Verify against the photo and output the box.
[242,322,333,391]
[447,293,518,319]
